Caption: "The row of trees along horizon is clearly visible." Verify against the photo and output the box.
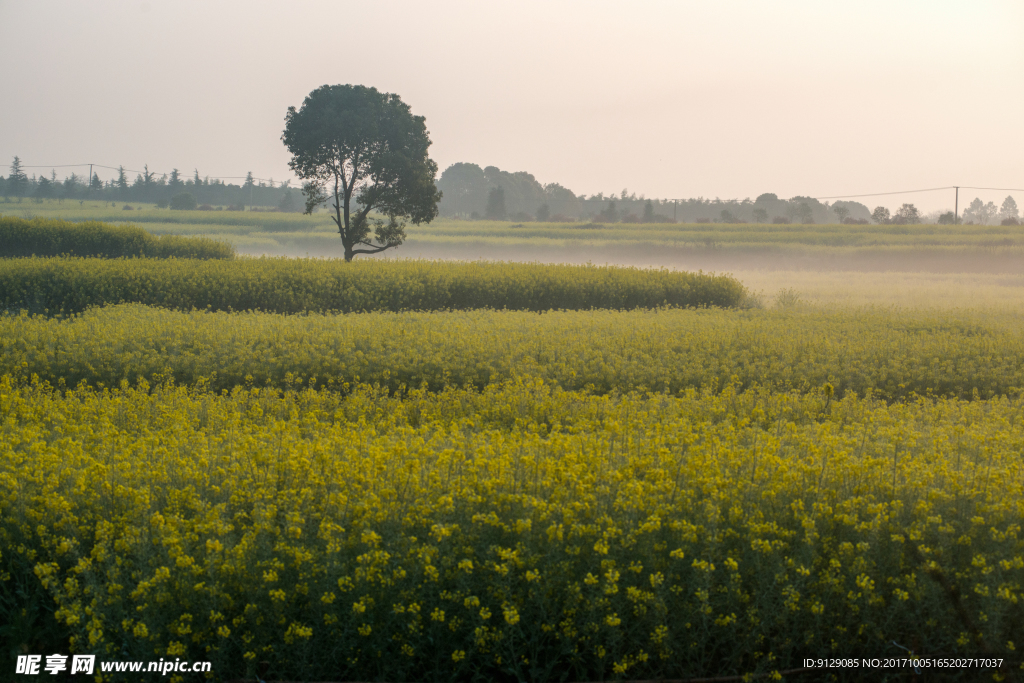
[435,163,1023,226]
[2,156,1020,226]
[0,157,302,212]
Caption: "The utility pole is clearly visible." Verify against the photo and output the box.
[88,163,93,199]
[673,199,677,222]
[955,186,959,224]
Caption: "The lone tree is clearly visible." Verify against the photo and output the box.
[999,195,1019,224]
[892,203,920,225]
[282,84,441,261]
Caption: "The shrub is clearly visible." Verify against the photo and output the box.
[169,192,198,211]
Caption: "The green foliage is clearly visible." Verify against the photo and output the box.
[169,192,198,211]
[2,304,1021,400]
[485,186,507,220]
[0,257,745,315]
[283,84,441,260]
[0,216,234,259]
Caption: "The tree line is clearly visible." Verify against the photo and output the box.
[435,163,875,224]
[5,154,1020,226]
[1,157,303,211]
[436,162,1022,225]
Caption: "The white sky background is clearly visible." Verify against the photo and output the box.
[1,0,1022,213]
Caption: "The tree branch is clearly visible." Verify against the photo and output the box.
[350,244,396,255]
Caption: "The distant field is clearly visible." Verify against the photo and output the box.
[5,199,1024,257]
[6,200,1024,313]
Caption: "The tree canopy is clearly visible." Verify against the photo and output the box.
[282,84,441,261]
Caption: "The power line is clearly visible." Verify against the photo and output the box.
[19,164,93,169]
[813,186,955,200]
[958,186,1024,193]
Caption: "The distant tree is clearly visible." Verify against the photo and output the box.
[35,172,54,201]
[833,205,850,223]
[642,199,656,223]
[283,84,441,261]
[536,203,550,221]
[871,206,891,224]
[962,197,997,225]
[598,201,619,223]
[90,172,103,192]
[720,209,738,224]
[169,169,183,189]
[143,164,156,191]
[795,202,813,224]
[999,195,1019,222]
[436,163,489,217]
[170,192,198,210]
[116,166,129,195]
[278,189,299,213]
[892,203,920,224]
[751,208,768,223]
[8,156,28,197]
[937,211,956,225]
[485,186,507,220]
[61,173,80,201]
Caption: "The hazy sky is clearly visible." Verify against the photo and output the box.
[2,0,1022,212]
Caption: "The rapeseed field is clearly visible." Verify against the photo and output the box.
[0,257,743,314]
[2,237,1023,680]
[2,304,1022,400]
[3,378,1024,682]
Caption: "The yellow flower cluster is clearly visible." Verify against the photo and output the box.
[2,375,1023,680]
[3,304,1023,400]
